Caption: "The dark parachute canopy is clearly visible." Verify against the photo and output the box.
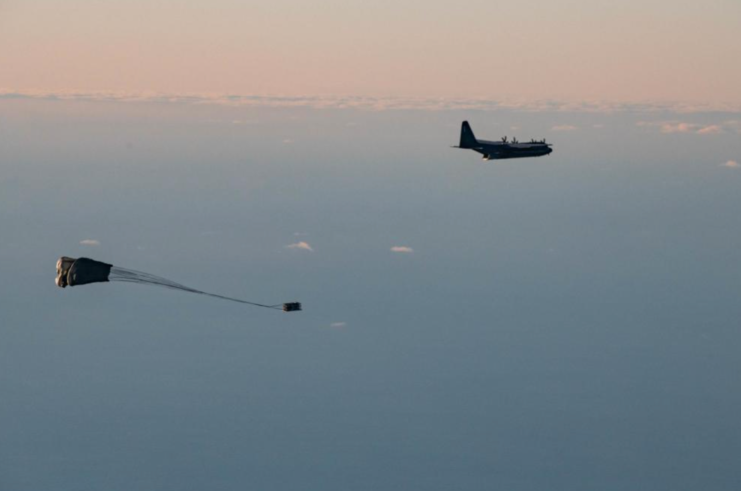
[55,257,302,312]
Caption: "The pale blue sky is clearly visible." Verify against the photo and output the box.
[1,97,740,490]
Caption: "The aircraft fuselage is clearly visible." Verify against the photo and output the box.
[454,121,553,160]
[472,139,553,160]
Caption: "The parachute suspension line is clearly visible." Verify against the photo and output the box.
[109,267,285,311]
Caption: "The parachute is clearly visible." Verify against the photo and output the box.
[55,257,301,312]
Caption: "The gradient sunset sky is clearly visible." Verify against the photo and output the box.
[4,2,741,490]
[2,0,740,103]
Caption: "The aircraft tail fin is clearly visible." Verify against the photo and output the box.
[459,121,478,148]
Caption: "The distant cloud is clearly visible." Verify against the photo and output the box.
[4,88,741,114]
[391,246,414,253]
[721,160,740,168]
[286,241,313,252]
[661,122,694,134]
[330,322,347,328]
[551,125,577,131]
[79,239,100,246]
[697,125,723,134]
[283,139,293,144]
[639,121,733,134]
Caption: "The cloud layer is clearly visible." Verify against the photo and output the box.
[638,121,738,134]
[4,88,741,114]
[79,239,100,246]
[551,125,577,131]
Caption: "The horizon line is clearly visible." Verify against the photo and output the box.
[3,88,741,114]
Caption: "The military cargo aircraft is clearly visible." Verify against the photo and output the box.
[453,121,553,160]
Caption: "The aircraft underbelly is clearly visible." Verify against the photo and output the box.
[482,147,550,159]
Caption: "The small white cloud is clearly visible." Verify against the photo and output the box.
[79,239,100,246]
[551,125,577,131]
[721,160,740,168]
[661,122,694,133]
[283,139,293,144]
[330,322,347,328]
[697,125,723,135]
[640,121,734,135]
[638,121,699,133]
[286,241,313,252]
[391,246,414,253]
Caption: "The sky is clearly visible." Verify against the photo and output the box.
[2,96,741,491]
[2,0,741,104]
[2,2,741,490]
